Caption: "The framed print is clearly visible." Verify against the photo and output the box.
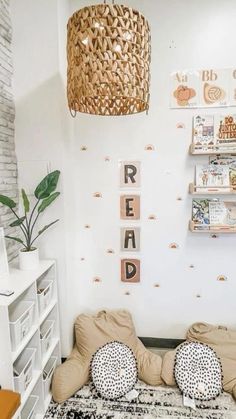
[0,227,9,279]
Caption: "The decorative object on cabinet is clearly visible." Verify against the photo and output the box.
[0,227,9,280]
[67,2,151,116]
[0,171,60,270]
[0,260,61,418]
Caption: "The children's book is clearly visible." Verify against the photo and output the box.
[195,165,230,191]
[215,115,236,148]
[192,199,210,226]
[209,201,236,226]
[192,115,215,151]
[209,155,236,189]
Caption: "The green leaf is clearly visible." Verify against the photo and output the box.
[9,216,26,227]
[38,192,60,213]
[21,189,30,213]
[38,219,59,236]
[0,194,16,209]
[34,170,60,199]
[5,235,25,245]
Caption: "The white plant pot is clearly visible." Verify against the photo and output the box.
[19,248,39,270]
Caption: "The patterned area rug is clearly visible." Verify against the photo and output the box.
[45,381,236,419]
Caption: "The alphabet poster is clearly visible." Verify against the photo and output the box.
[119,161,141,188]
[170,67,236,108]
[120,195,140,220]
[121,259,140,283]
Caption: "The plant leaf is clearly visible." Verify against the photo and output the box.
[0,195,16,209]
[21,189,30,212]
[34,170,60,199]
[38,219,59,236]
[5,235,25,245]
[9,216,26,227]
[38,192,60,213]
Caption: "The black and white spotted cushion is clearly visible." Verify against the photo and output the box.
[174,341,222,401]
[91,341,138,400]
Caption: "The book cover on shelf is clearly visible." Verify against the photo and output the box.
[215,115,236,148]
[192,199,210,226]
[192,115,215,151]
[195,165,230,191]
[209,201,236,226]
[209,155,236,189]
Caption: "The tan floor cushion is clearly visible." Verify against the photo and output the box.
[52,309,163,403]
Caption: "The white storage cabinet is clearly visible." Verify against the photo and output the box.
[0,260,61,419]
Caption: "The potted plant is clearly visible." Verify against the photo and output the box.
[0,170,60,270]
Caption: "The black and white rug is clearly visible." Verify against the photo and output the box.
[45,381,236,419]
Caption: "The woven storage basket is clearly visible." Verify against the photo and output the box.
[67,3,151,116]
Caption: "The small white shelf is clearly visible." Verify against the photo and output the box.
[189,220,236,233]
[0,260,61,418]
[189,183,236,195]
[189,143,236,155]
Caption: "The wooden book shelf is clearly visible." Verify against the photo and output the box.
[189,143,236,156]
[189,183,236,195]
[189,220,236,233]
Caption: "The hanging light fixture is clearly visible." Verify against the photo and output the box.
[67,1,151,116]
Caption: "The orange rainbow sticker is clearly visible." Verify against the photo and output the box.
[177,196,183,201]
[169,242,179,249]
[104,156,110,162]
[154,283,160,288]
[106,249,115,254]
[196,294,201,298]
[217,275,227,282]
[145,144,155,151]
[148,214,157,220]
[93,192,102,198]
[124,291,131,296]
[80,146,87,151]
[93,277,102,283]
[84,224,91,229]
[176,123,185,129]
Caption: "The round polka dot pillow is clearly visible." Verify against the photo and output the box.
[91,341,138,400]
[174,341,223,401]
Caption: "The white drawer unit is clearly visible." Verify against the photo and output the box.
[0,260,61,418]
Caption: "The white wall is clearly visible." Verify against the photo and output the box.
[11,0,236,356]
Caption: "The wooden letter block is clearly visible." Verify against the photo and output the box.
[121,259,140,282]
[120,195,140,220]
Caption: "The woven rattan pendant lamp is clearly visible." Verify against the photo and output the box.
[67,1,151,116]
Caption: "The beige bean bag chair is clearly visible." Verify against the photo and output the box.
[52,309,163,403]
[161,322,236,400]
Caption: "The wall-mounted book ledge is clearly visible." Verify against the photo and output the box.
[189,183,236,195]
[189,220,236,233]
[189,144,236,156]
